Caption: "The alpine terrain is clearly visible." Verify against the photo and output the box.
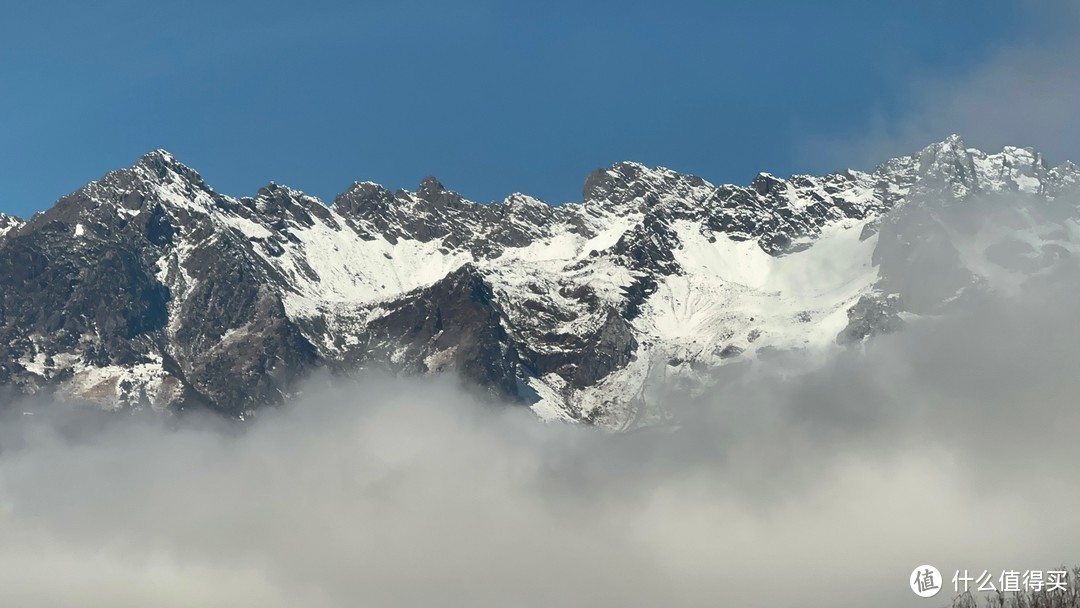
[1,135,1077,427]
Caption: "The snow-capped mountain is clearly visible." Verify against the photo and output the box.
[1,135,1078,426]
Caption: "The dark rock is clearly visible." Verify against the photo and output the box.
[836,294,906,345]
[718,344,743,359]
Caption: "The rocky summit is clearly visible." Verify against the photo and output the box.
[1,135,1078,427]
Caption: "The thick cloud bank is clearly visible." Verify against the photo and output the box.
[2,266,1079,607]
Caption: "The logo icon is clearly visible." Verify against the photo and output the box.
[911,565,942,598]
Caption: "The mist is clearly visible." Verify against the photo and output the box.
[802,0,1080,173]
[2,202,1080,608]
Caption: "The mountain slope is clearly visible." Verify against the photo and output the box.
[1,136,1078,425]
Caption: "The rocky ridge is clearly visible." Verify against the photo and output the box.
[1,135,1078,426]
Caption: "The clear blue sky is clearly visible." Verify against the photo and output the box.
[0,0,1059,218]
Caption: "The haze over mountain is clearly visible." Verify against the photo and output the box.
[1,135,1078,425]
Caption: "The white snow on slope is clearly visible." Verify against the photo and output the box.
[273,216,471,319]
[651,218,877,351]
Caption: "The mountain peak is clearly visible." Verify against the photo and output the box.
[253,181,313,202]
[132,148,207,190]
[582,162,649,203]
[416,176,465,207]
[502,192,547,208]
[750,172,785,196]
[140,148,177,163]
[418,176,446,195]
[333,181,396,216]
[942,133,965,147]
[135,148,184,174]
[917,134,968,158]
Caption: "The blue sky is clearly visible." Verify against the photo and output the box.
[1,0,1075,218]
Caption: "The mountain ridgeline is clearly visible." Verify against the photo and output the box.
[1,136,1078,426]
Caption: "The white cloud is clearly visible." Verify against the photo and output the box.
[803,1,1080,169]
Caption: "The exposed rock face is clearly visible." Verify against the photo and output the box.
[1,137,1078,425]
[357,263,522,398]
[836,294,906,345]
